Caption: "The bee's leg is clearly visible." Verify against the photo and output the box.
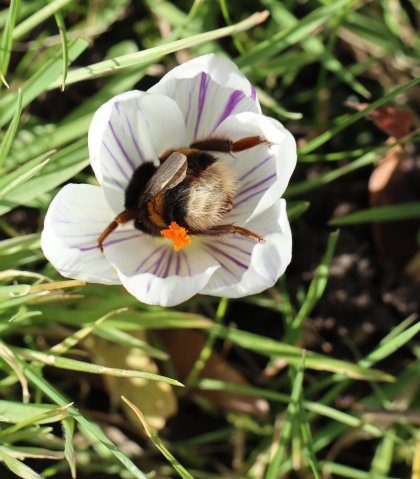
[97,209,136,252]
[190,136,272,154]
[193,224,264,243]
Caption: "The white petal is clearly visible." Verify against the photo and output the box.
[149,55,260,144]
[214,112,297,224]
[103,236,219,307]
[41,184,125,285]
[200,200,292,297]
[88,91,188,214]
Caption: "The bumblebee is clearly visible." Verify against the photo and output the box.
[97,135,271,251]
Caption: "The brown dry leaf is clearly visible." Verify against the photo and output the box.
[369,146,420,267]
[157,329,269,418]
[85,333,177,432]
[345,102,414,139]
[355,102,420,268]
[367,143,419,266]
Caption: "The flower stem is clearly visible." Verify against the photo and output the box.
[184,297,229,389]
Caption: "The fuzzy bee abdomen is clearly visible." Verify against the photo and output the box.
[184,162,236,230]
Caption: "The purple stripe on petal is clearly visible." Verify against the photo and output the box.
[206,244,248,270]
[162,250,173,278]
[238,155,273,182]
[213,90,245,130]
[79,233,140,252]
[237,172,276,198]
[115,101,120,113]
[155,248,169,277]
[109,120,136,170]
[147,278,153,293]
[180,250,192,276]
[175,252,181,275]
[151,249,167,276]
[207,252,237,278]
[60,231,101,238]
[193,72,210,140]
[214,241,253,256]
[250,84,257,101]
[234,187,269,208]
[135,245,166,273]
[126,116,146,163]
[103,142,130,182]
[103,233,141,248]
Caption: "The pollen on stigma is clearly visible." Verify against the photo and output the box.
[160,222,192,251]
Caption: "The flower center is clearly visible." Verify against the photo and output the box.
[160,222,192,251]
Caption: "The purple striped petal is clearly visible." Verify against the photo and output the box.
[103,235,220,306]
[41,184,124,285]
[201,200,292,297]
[149,54,261,113]
[149,74,259,144]
[213,111,297,224]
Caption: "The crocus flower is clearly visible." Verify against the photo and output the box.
[41,54,297,306]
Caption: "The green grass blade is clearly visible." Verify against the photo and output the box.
[266,355,305,479]
[330,202,420,226]
[95,327,168,360]
[48,309,124,356]
[47,11,269,88]
[8,115,91,167]
[0,341,29,403]
[12,0,73,41]
[299,76,420,155]
[212,324,393,381]
[62,417,76,479]
[257,87,303,120]
[286,151,379,197]
[375,314,417,344]
[287,201,310,222]
[370,434,394,476]
[0,88,22,167]
[321,460,398,479]
[0,403,70,438]
[122,396,194,479]
[237,0,352,68]
[361,320,420,368]
[184,297,229,388]
[0,39,89,128]
[292,231,339,330]
[0,446,43,479]
[0,156,50,200]
[52,6,69,91]
[0,0,21,85]
[197,379,391,438]
[12,346,184,386]
[0,291,48,310]
[0,141,89,216]
[20,364,148,479]
[259,0,370,98]
[0,400,68,425]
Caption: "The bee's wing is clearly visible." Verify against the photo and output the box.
[143,152,188,201]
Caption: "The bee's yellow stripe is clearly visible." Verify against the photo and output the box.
[147,193,166,228]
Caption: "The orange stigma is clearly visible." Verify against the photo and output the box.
[160,222,192,251]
